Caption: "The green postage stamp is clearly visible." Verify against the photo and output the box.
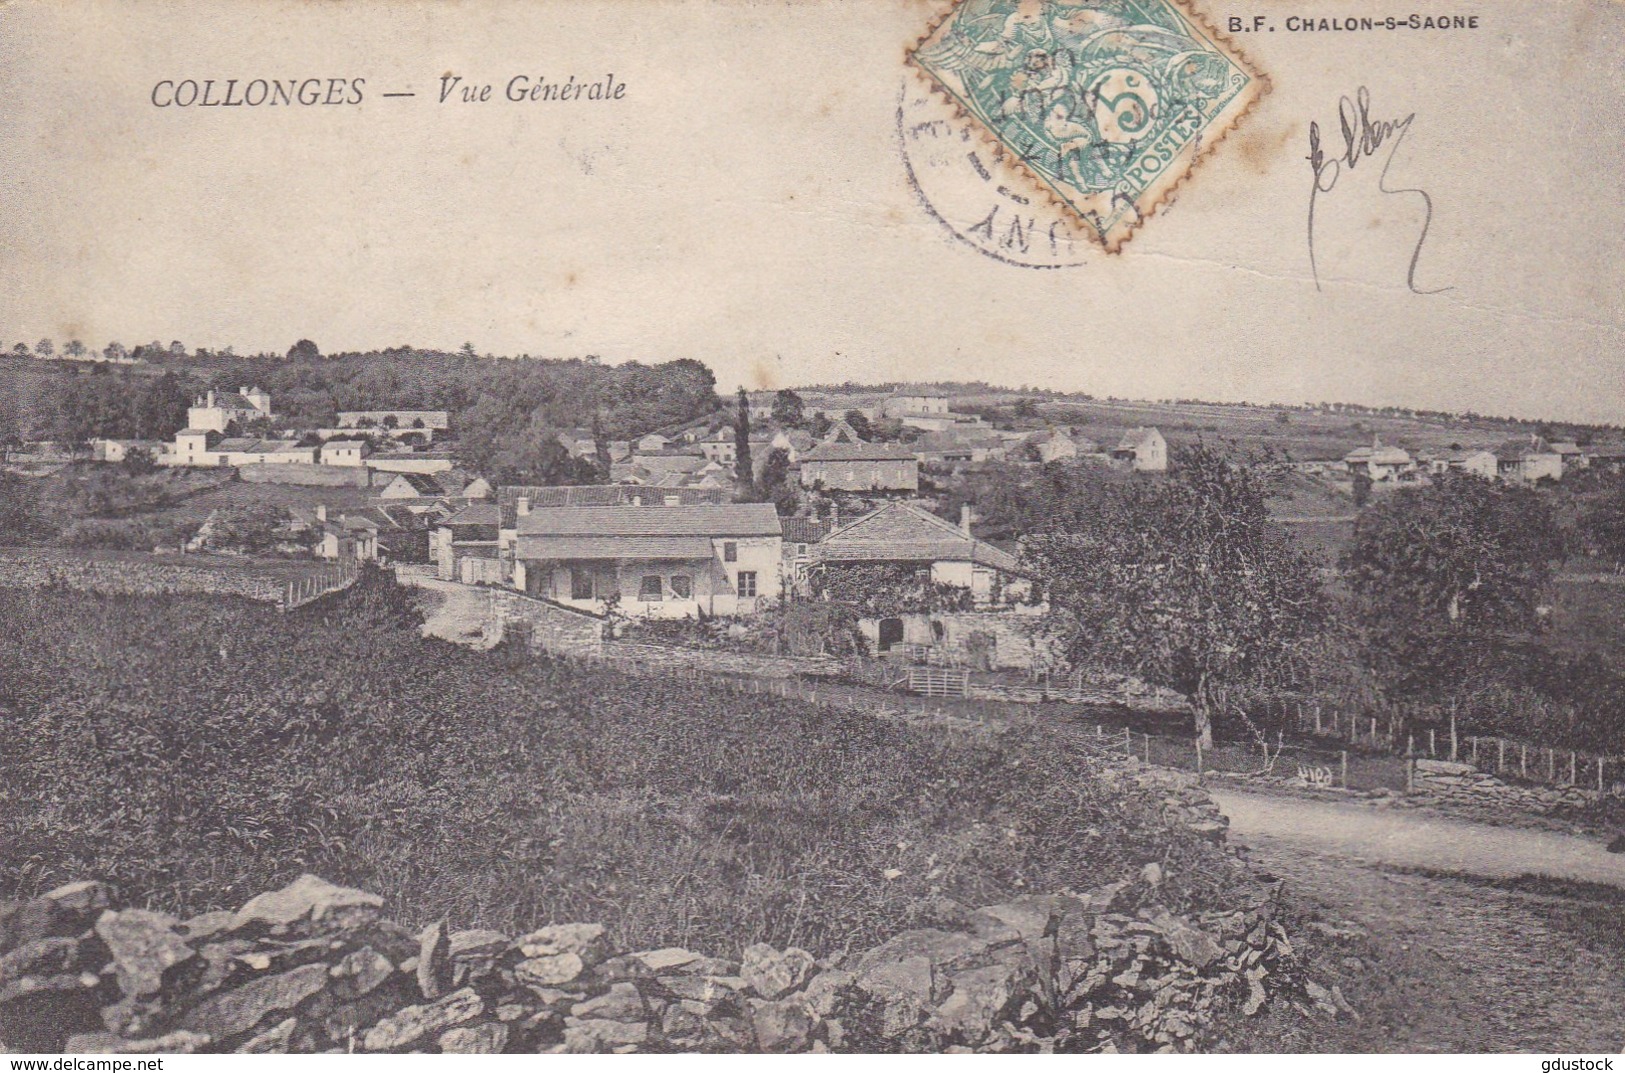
[909,0,1267,252]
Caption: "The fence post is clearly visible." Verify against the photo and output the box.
[1600,758,1607,794]
[1472,737,1479,766]
[1521,743,1528,778]
[1369,717,1377,745]
[1450,714,1459,762]
[1547,748,1555,782]
[1428,728,1436,757]
[1340,750,1348,789]
[1570,751,1577,786]
[1195,738,1203,773]
[1314,705,1322,735]
[1125,726,1133,758]
[1143,733,1150,764]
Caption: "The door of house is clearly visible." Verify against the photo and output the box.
[878,617,904,652]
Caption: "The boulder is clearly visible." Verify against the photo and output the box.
[739,944,815,999]
[931,956,1037,1040]
[240,1016,299,1053]
[361,987,484,1052]
[563,1016,648,1051]
[750,996,816,1052]
[179,962,330,1041]
[570,982,645,1023]
[416,920,449,999]
[231,875,383,932]
[330,946,395,999]
[65,1029,210,1054]
[516,923,606,966]
[515,953,585,988]
[94,910,196,998]
[850,955,935,1036]
[447,929,509,961]
[438,1021,509,1053]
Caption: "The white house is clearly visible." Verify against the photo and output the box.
[805,501,1027,606]
[186,387,271,434]
[322,439,371,467]
[511,502,783,618]
[1112,427,1168,472]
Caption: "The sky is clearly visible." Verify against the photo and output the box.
[1,0,1622,423]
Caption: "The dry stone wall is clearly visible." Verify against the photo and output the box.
[0,551,284,603]
[0,770,1345,1054]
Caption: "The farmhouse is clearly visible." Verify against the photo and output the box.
[798,439,920,492]
[91,438,165,464]
[882,393,950,418]
[510,502,783,617]
[1495,435,1563,483]
[321,439,371,467]
[186,387,271,434]
[1343,437,1413,482]
[366,449,457,475]
[805,502,1026,605]
[1111,427,1168,472]
[1024,428,1082,463]
[433,501,503,584]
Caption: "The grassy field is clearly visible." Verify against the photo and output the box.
[0,572,1249,958]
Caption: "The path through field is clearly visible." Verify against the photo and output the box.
[1210,788,1625,1051]
[397,572,502,649]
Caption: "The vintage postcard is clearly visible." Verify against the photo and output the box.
[1,0,1624,1059]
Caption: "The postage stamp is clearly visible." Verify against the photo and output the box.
[908,0,1268,252]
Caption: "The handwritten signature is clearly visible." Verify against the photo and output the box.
[1307,87,1449,295]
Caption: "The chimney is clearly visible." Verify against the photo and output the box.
[516,496,530,517]
[960,503,973,537]
[206,389,217,407]
[830,503,840,531]
[316,504,327,523]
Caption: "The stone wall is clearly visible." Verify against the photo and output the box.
[0,770,1349,1054]
[0,550,284,603]
[240,464,373,487]
[488,589,605,657]
[1412,758,1601,814]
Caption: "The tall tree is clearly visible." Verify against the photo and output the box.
[734,387,754,494]
[592,410,613,479]
[287,339,321,361]
[64,340,86,360]
[34,339,53,359]
[771,389,805,428]
[1345,472,1566,702]
[1023,445,1328,745]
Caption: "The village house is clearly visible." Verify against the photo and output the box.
[1431,448,1499,480]
[804,501,1027,606]
[1111,427,1168,472]
[797,431,920,492]
[321,439,371,467]
[186,387,272,434]
[882,393,950,418]
[433,501,504,584]
[366,448,457,475]
[510,502,783,618]
[1548,440,1587,471]
[1494,435,1564,483]
[1023,428,1082,463]
[1343,437,1413,482]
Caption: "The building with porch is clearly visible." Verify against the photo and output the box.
[511,502,783,617]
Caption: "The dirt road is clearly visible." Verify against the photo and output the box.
[396,572,501,649]
[1211,787,1625,1052]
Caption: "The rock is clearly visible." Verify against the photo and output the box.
[1146,910,1223,970]
[515,953,585,988]
[330,946,395,998]
[447,929,509,960]
[629,947,706,973]
[750,996,816,1051]
[570,982,644,1023]
[563,1016,649,1051]
[851,955,935,1036]
[231,875,384,932]
[179,962,330,1041]
[65,1030,210,1054]
[179,910,237,943]
[740,944,815,999]
[94,909,196,998]
[1241,967,1267,1016]
[660,1001,707,1045]
[1140,862,1165,888]
[932,959,1032,1040]
[416,920,449,999]
[439,1021,509,1054]
[1608,833,1625,854]
[657,974,742,1004]
[241,1016,299,1053]
[362,987,484,1052]
[516,923,606,966]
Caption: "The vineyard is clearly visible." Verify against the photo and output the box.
[0,573,1247,958]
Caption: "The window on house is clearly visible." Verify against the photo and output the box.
[570,567,594,601]
[796,543,808,557]
[737,570,757,598]
[723,541,738,562]
[639,575,663,601]
[670,574,692,599]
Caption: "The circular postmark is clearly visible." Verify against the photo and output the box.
[897,79,1097,269]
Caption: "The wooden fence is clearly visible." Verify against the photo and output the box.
[907,667,969,697]
[280,563,360,611]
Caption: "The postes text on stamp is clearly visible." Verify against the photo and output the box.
[908,0,1268,252]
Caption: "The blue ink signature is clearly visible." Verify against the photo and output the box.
[1307,87,1450,295]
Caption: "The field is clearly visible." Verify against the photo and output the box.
[0,573,1247,958]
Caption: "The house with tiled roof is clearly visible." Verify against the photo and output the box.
[1111,427,1168,472]
[433,501,504,583]
[1494,435,1563,483]
[797,427,920,492]
[186,387,271,434]
[1343,437,1413,482]
[804,501,1026,605]
[510,502,782,617]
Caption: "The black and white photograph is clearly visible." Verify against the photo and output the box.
[1,0,1623,1060]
